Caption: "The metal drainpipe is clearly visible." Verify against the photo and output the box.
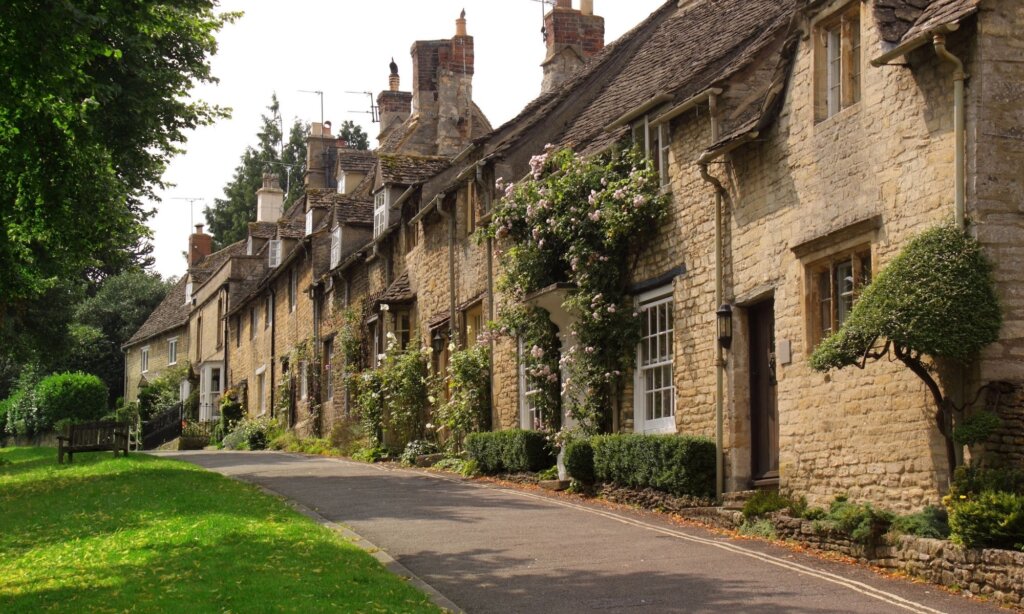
[436,193,456,339]
[478,167,498,430]
[933,33,966,229]
[708,92,726,501]
[269,289,276,419]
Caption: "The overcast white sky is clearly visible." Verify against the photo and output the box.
[149,0,667,278]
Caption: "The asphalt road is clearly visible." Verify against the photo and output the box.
[159,451,1004,614]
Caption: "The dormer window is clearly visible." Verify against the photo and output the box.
[184,281,193,305]
[632,115,670,187]
[374,190,390,239]
[246,236,254,256]
[268,240,282,267]
[330,226,342,269]
[305,209,314,235]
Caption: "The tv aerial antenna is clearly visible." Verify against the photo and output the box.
[345,91,379,123]
[171,197,204,229]
[298,89,324,127]
[528,0,556,42]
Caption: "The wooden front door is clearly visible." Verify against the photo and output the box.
[749,300,779,482]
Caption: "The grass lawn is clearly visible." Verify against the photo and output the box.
[0,447,441,613]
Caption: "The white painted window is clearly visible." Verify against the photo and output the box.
[330,226,342,269]
[299,361,309,400]
[141,346,150,374]
[268,240,282,267]
[264,295,273,329]
[184,281,193,305]
[373,190,389,238]
[518,340,542,431]
[256,367,267,415]
[632,115,670,187]
[305,209,314,235]
[634,288,675,433]
[167,338,178,365]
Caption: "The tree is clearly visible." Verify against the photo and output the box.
[810,225,1002,475]
[69,270,172,403]
[204,95,308,247]
[338,120,370,151]
[0,1,235,315]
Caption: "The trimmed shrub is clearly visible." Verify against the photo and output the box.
[564,438,595,484]
[949,465,1024,498]
[591,434,715,498]
[890,506,950,539]
[946,491,1024,550]
[742,490,794,519]
[222,417,278,451]
[35,372,108,428]
[465,430,554,474]
[815,498,895,545]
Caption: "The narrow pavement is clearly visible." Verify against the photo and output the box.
[160,451,1003,614]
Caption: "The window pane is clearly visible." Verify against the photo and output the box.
[836,261,855,326]
[827,27,841,116]
[818,271,832,337]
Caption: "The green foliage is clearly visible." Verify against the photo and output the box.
[949,465,1024,498]
[485,146,670,432]
[1,367,41,437]
[464,430,555,474]
[0,1,234,308]
[329,416,368,456]
[738,519,778,540]
[338,120,370,151]
[946,491,1024,550]
[742,490,801,519]
[0,448,441,612]
[591,434,715,498]
[136,362,189,420]
[399,440,439,467]
[351,344,434,451]
[223,417,280,451]
[564,438,595,484]
[500,306,561,431]
[890,506,950,539]
[953,411,1002,447]
[431,457,479,477]
[811,225,1001,371]
[351,446,389,463]
[815,498,895,545]
[537,466,559,480]
[436,345,491,452]
[204,95,308,247]
[35,372,108,428]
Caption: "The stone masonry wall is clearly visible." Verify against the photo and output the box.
[124,327,188,403]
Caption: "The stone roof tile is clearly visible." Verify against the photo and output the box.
[124,277,189,347]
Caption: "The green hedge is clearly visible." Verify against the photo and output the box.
[945,465,1024,550]
[564,438,595,485]
[591,434,715,498]
[36,372,108,429]
[465,430,554,474]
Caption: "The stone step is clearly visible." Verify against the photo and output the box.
[721,489,759,510]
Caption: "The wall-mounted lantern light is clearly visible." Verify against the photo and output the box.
[432,329,445,354]
[717,303,733,350]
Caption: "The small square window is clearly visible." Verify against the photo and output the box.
[168,338,178,365]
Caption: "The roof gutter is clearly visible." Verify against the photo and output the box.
[410,190,446,226]
[697,130,760,166]
[650,88,724,127]
[603,94,674,132]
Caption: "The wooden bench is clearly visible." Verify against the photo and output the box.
[57,421,129,464]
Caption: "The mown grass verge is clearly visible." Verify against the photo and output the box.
[0,447,440,613]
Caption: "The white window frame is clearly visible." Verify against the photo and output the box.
[256,366,267,416]
[373,190,389,239]
[141,346,150,374]
[184,281,193,305]
[632,115,670,187]
[246,236,254,256]
[330,226,342,269]
[518,339,542,431]
[323,338,335,400]
[264,295,273,329]
[633,287,675,434]
[167,337,178,366]
[305,209,314,235]
[268,239,282,268]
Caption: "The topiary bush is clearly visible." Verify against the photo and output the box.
[35,372,108,429]
[591,434,715,498]
[564,438,595,485]
[464,430,554,474]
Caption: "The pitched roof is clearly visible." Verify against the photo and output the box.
[900,0,979,43]
[379,154,451,185]
[337,149,376,174]
[379,102,493,154]
[336,197,373,226]
[190,240,247,286]
[124,277,189,347]
[379,271,414,304]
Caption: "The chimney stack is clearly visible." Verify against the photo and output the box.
[541,0,605,94]
[188,224,213,266]
[409,10,476,155]
[256,173,284,223]
[305,122,337,189]
[378,59,413,142]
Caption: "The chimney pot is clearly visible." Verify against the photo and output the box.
[188,224,213,266]
[581,0,593,15]
[257,172,285,223]
[455,9,467,37]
